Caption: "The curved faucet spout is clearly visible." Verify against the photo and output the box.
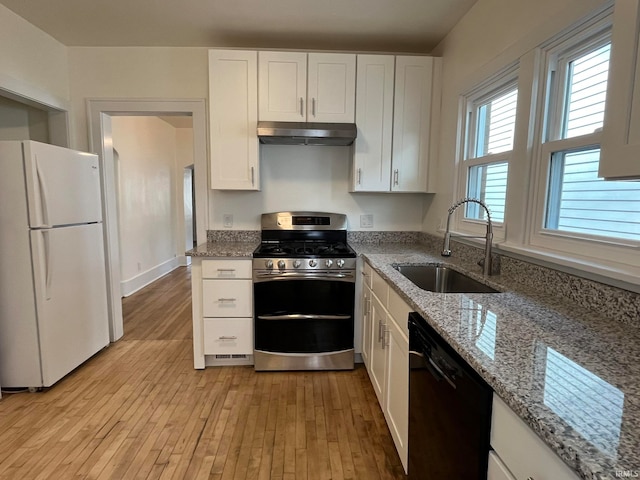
[441,197,494,276]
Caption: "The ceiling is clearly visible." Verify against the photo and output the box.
[0,0,477,53]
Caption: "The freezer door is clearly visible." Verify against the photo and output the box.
[23,141,103,227]
[30,223,110,387]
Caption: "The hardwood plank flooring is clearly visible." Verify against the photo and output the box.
[0,266,407,479]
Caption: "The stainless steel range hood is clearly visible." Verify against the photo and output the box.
[257,121,357,146]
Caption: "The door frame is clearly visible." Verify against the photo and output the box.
[87,98,208,342]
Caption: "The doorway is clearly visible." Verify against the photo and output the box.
[88,99,208,342]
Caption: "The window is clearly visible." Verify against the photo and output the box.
[541,31,640,243]
[461,73,518,224]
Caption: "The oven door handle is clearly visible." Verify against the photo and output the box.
[254,272,355,282]
[257,314,352,321]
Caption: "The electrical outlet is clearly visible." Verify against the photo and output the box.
[360,214,374,228]
[223,214,233,228]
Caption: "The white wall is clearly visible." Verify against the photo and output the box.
[211,145,428,231]
[67,47,208,152]
[112,116,180,295]
[0,4,69,108]
[425,0,609,235]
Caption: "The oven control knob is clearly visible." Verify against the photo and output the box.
[309,259,317,267]
[336,259,345,268]
[277,260,286,270]
[325,259,333,268]
[293,260,301,268]
[265,259,273,269]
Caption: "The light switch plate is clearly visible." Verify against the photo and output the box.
[223,214,233,228]
[360,214,374,228]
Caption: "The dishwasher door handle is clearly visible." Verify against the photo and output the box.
[427,356,457,389]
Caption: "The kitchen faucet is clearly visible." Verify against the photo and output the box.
[441,197,494,276]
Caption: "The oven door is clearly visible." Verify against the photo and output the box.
[253,271,355,367]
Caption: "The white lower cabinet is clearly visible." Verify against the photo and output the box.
[361,261,409,472]
[487,451,516,480]
[490,395,580,480]
[191,258,253,368]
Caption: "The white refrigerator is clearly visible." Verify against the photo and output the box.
[0,140,110,389]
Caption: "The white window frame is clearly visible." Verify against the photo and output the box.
[454,64,519,242]
[525,13,640,274]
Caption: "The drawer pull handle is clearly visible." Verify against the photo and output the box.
[217,269,236,272]
[218,336,237,340]
[218,298,237,302]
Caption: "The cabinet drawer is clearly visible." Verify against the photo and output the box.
[487,451,516,480]
[203,318,253,354]
[371,269,388,304]
[491,395,579,480]
[202,259,252,279]
[202,280,252,317]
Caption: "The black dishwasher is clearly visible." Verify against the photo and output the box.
[408,312,492,480]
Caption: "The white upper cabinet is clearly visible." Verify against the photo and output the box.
[392,56,438,192]
[258,51,356,123]
[600,1,640,179]
[352,55,441,193]
[209,49,259,190]
[307,53,356,123]
[353,55,395,192]
[258,51,307,122]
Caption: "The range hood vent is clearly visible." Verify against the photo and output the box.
[257,121,357,146]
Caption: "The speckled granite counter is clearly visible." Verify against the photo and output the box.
[186,241,258,258]
[353,242,640,480]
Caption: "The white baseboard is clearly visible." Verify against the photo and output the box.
[120,257,180,297]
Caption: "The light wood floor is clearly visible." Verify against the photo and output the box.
[0,266,406,480]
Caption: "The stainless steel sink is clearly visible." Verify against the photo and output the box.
[393,265,499,293]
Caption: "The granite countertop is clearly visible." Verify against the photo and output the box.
[186,241,259,258]
[352,242,640,480]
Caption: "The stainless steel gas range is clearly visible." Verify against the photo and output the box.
[252,212,357,371]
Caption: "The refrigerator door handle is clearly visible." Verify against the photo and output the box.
[35,158,52,228]
[42,230,52,300]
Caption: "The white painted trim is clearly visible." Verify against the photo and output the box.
[121,257,180,297]
[0,71,69,112]
[87,98,209,343]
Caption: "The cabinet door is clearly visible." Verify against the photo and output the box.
[361,284,373,368]
[307,53,356,123]
[369,294,387,405]
[258,51,307,122]
[600,1,640,179]
[384,316,409,472]
[209,50,259,190]
[491,395,580,480]
[392,56,436,192]
[352,55,394,192]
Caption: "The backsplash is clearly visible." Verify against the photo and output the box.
[207,230,260,243]
[347,231,421,244]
